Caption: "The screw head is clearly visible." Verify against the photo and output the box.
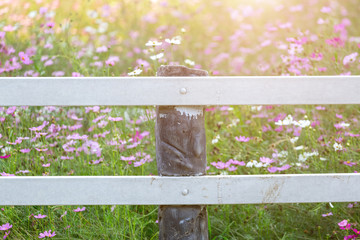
[182,189,189,196]
[179,88,187,94]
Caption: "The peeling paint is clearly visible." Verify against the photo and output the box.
[175,106,203,119]
[159,113,167,118]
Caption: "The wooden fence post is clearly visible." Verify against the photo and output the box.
[156,65,209,239]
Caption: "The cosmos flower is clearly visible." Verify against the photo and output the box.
[0,223,12,231]
[18,52,33,65]
[73,207,86,212]
[38,230,56,238]
[128,69,142,76]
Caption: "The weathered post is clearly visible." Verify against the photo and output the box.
[156,65,209,240]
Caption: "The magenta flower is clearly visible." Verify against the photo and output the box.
[0,223,12,231]
[338,220,352,230]
[235,136,250,142]
[343,161,356,167]
[0,155,10,159]
[38,230,56,238]
[34,214,47,219]
[3,230,10,239]
[46,22,55,28]
[73,207,86,212]
[344,235,357,240]
[18,52,33,65]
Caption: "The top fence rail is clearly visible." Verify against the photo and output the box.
[1,76,359,106]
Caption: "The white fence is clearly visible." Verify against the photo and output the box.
[0,76,360,206]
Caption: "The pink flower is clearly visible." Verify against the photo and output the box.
[0,172,15,177]
[20,149,31,153]
[105,60,115,66]
[343,161,356,167]
[72,72,83,77]
[35,148,48,152]
[108,116,123,121]
[0,223,12,231]
[318,67,327,72]
[260,157,275,164]
[343,52,358,65]
[321,212,333,217]
[235,136,250,142]
[19,52,33,65]
[73,207,86,212]
[46,22,55,29]
[34,214,47,219]
[3,230,10,239]
[338,220,348,227]
[52,71,65,77]
[325,37,345,48]
[60,211,67,220]
[0,155,10,159]
[227,166,238,171]
[38,230,56,238]
[121,156,136,161]
[42,163,50,167]
[310,52,323,61]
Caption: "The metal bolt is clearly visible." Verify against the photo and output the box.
[179,88,187,95]
[182,189,189,196]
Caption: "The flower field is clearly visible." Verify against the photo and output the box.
[1,0,360,239]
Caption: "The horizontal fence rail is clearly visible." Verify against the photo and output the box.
[1,76,360,106]
[0,174,359,205]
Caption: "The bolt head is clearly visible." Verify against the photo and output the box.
[182,189,189,196]
[179,88,187,94]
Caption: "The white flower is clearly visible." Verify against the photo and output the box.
[165,36,181,45]
[145,40,162,47]
[333,142,343,151]
[250,106,262,111]
[277,151,288,158]
[181,28,186,33]
[255,161,265,168]
[150,53,164,60]
[320,157,327,161]
[246,160,256,167]
[290,137,299,143]
[295,120,311,128]
[128,69,142,76]
[294,145,304,151]
[298,151,318,162]
[211,135,220,144]
[275,115,294,126]
[184,59,195,66]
